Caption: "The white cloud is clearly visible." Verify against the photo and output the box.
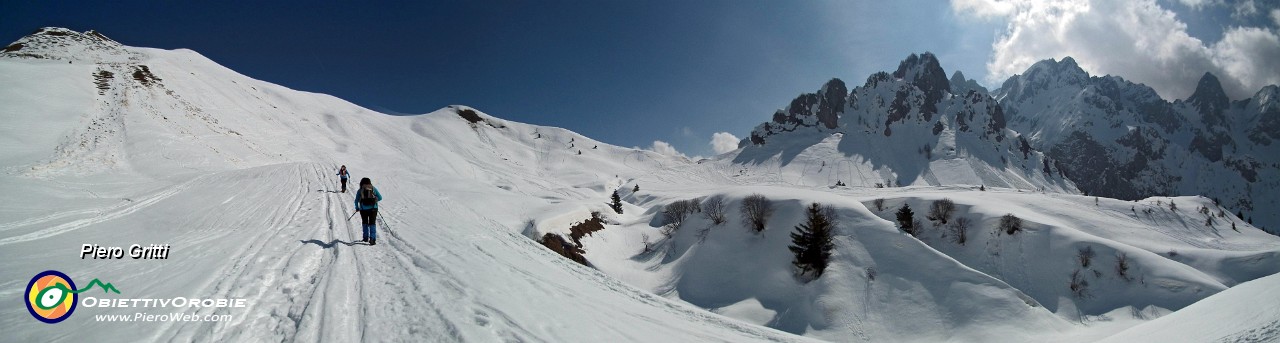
[950,0,1016,18]
[709,132,740,154]
[680,126,695,137]
[953,0,1280,100]
[1232,0,1258,20]
[649,140,687,158]
[1212,27,1280,93]
[1271,9,1280,26]
[1175,0,1221,10]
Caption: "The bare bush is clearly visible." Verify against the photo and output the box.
[1078,246,1096,268]
[948,217,971,245]
[640,233,654,254]
[927,198,956,224]
[865,267,877,281]
[703,196,727,225]
[999,214,1024,235]
[1115,252,1131,281]
[663,199,700,234]
[1069,269,1089,298]
[873,198,885,211]
[741,194,775,233]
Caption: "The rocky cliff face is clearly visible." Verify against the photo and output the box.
[993,58,1280,232]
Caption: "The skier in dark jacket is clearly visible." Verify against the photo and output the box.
[336,166,350,193]
[354,177,383,245]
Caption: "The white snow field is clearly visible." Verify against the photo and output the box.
[2,28,1278,342]
[1098,272,1280,343]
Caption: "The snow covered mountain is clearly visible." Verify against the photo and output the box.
[3,28,1278,342]
[738,52,1076,193]
[992,57,1280,233]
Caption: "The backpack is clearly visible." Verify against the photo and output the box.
[359,188,377,207]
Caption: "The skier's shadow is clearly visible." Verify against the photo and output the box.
[300,239,363,248]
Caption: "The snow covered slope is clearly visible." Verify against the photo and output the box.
[2,28,1277,342]
[1098,272,1280,343]
[0,28,803,342]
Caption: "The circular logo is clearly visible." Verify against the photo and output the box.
[25,270,77,324]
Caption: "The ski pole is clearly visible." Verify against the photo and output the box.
[348,211,358,221]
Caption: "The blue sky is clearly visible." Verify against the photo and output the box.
[3,1,1276,157]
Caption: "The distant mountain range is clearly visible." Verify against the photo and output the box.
[738,52,1279,233]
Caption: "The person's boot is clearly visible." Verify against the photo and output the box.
[371,238,376,246]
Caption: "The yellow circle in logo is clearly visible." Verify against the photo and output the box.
[25,270,77,323]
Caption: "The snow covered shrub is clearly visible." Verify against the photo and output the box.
[865,267,877,281]
[789,203,837,279]
[948,217,970,245]
[999,214,1023,235]
[1069,269,1089,298]
[896,204,918,236]
[741,194,774,233]
[1077,246,1096,268]
[927,198,956,225]
[703,196,727,225]
[1115,252,1131,281]
[873,198,885,211]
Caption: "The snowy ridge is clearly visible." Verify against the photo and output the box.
[2,28,1278,342]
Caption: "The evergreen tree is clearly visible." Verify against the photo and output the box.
[610,191,623,214]
[896,204,918,236]
[789,203,836,278]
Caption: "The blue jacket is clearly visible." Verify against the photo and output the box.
[354,186,383,210]
[337,169,349,180]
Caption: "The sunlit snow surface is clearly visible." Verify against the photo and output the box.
[1,29,1277,342]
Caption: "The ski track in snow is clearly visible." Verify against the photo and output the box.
[140,163,477,342]
[0,176,199,246]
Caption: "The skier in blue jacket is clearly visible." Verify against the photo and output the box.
[336,165,350,193]
[354,177,383,245]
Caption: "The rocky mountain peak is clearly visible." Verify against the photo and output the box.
[1,27,133,63]
[950,70,988,95]
[1187,72,1230,115]
[892,52,950,91]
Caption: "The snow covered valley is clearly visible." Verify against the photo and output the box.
[2,28,1278,342]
